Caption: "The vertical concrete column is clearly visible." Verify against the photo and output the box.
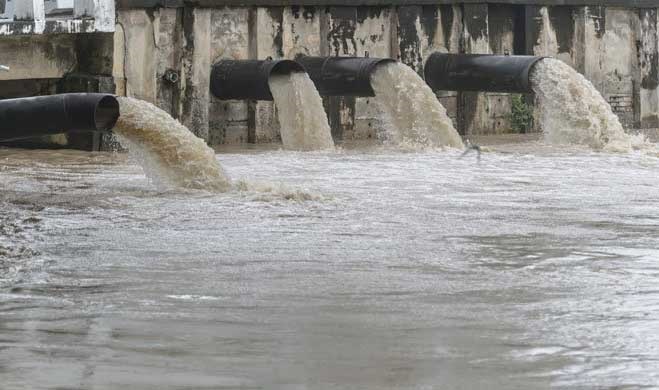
[155,8,183,118]
[639,8,659,128]
[324,7,358,142]
[208,8,250,145]
[283,6,322,58]
[252,7,284,144]
[600,8,637,128]
[352,7,391,140]
[574,6,605,92]
[181,7,211,141]
[117,10,157,103]
[526,6,576,66]
[281,6,323,140]
[397,5,457,74]
[486,4,519,133]
[14,0,45,33]
[459,3,490,135]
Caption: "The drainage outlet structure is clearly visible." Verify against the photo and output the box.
[0,93,120,142]
[210,59,306,100]
[295,55,396,97]
[424,53,546,93]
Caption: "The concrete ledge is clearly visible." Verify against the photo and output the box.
[117,0,659,10]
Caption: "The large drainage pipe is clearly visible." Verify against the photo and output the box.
[295,55,396,97]
[0,93,119,142]
[210,59,305,101]
[424,53,545,93]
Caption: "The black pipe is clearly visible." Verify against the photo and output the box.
[0,93,119,142]
[424,53,546,93]
[295,55,396,97]
[210,59,305,101]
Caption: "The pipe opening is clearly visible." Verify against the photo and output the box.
[270,60,305,77]
[94,95,120,131]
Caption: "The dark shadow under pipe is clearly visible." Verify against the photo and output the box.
[210,59,305,101]
[424,53,546,93]
[295,55,396,97]
[0,93,119,142]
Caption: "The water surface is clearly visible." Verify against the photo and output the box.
[1,140,658,389]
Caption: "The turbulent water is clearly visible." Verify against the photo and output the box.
[268,72,335,151]
[531,58,646,152]
[113,97,231,191]
[2,139,659,388]
[370,62,464,149]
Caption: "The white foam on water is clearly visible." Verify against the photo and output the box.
[370,62,464,149]
[531,58,647,152]
[113,97,231,192]
[268,72,335,151]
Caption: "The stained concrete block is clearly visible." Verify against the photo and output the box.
[0,35,78,81]
[282,6,321,58]
[352,7,390,141]
[117,9,157,103]
[253,7,284,143]
[461,4,491,136]
[155,8,182,117]
[639,8,659,128]
[208,7,250,145]
[179,8,212,141]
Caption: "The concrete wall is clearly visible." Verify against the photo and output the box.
[2,1,659,149]
[112,3,659,145]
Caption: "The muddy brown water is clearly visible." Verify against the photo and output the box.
[1,139,659,389]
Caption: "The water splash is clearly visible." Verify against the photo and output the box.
[370,62,464,149]
[531,58,646,152]
[113,97,231,191]
[268,72,335,151]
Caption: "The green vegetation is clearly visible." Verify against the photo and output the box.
[509,94,534,133]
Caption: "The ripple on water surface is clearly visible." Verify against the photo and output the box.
[1,142,659,389]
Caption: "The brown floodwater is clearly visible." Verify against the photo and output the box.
[1,139,659,389]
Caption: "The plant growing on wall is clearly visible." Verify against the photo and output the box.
[509,94,533,133]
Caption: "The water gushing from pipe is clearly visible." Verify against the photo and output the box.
[531,58,646,152]
[268,72,334,151]
[370,62,464,149]
[113,97,231,191]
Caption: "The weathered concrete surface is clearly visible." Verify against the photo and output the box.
[252,7,283,143]
[639,9,659,128]
[117,10,157,102]
[208,7,250,145]
[180,7,211,140]
[351,7,391,141]
[102,3,659,147]
[155,8,183,118]
[0,35,77,81]
[460,4,493,136]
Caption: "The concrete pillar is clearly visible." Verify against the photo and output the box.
[155,8,183,118]
[181,7,211,141]
[252,7,284,144]
[601,8,637,128]
[325,7,357,142]
[639,8,659,128]
[460,3,490,136]
[117,10,157,103]
[575,6,606,92]
[208,7,250,145]
[352,7,391,140]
